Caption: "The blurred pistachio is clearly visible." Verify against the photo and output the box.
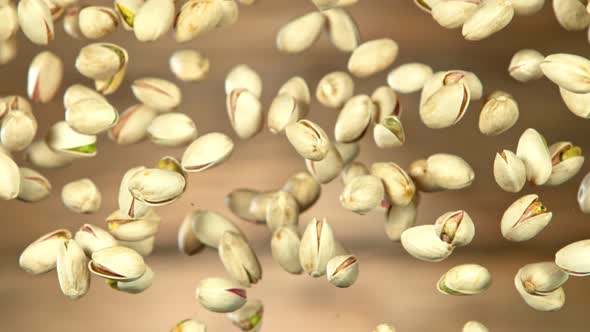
[218,0,239,28]
[285,119,330,161]
[178,212,205,256]
[373,115,405,148]
[79,6,118,39]
[181,132,234,173]
[276,11,325,54]
[148,112,197,147]
[196,277,247,313]
[282,172,321,211]
[516,128,552,185]
[410,153,475,192]
[89,246,146,281]
[118,166,150,218]
[553,0,590,31]
[511,0,544,15]
[219,232,262,287]
[306,144,343,184]
[271,226,303,274]
[0,36,17,65]
[431,0,479,29]
[326,255,359,288]
[108,104,156,145]
[27,50,63,104]
[509,49,544,82]
[478,91,519,136]
[311,0,338,10]
[335,95,374,143]
[190,210,242,248]
[437,264,491,295]
[340,175,384,214]
[133,0,174,42]
[63,84,105,109]
[540,53,590,93]
[74,223,117,256]
[57,240,90,300]
[556,239,590,276]
[75,43,127,81]
[225,64,262,98]
[266,191,299,231]
[66,98,118,135]
[0,2,18,41]
[17,0,54,45]
[109,264,154,294]
[128,168,186,206]
[387,63,433,94]
[385,200,417,242]
[175,0,223,43]
[299,218,336,277]
[226,298,263,332]
[371,86,401,123]
[400,225,454,262]
[494,149,526,193]
[226,189,260,222]
[316,71,354,109]
[373,324,397,332]
[501,194,552,242]
[106,209,160,242]
[334,141,359,165]
[226,88,263,139]
[462,0,514,40]
[463,321,489,332]
[341,161,369,185]
[94,62,127,95]
[559,87,590,119]
[114,0,142,30]
[434,210,474,247]
[348,38,398,78]
[61,178,102,214]
[371,162,415,206]
[579,172,590,213]
[268,93,300,134]
[515,262,567,311]
[132,77,182,112]
[17,167,51,202]
[118,236,155,257]
[278,76,311,117]
[170,49,210,82]
[323,8,359,52]
[19,229,71,274]
[63,6,84,40]
[170,319,206,332]
[420,82,470,129]
[248,191,276,223]
[0,153,19,200]
[1,109,37,151]
[546,141,584,186]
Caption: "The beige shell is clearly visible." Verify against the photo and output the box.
[334,95,374,143]
[271,226,303,275]
[278,76,311,117]
[196,277,247,313]
[285,119,330,161]
[509,49,544,82]
[17,0,54,45]
[431,0,478,29]
[434,210,475,247]
[226,298,263,332]
[75,43,127,81]
[282,172,321,211]
[515,266,565,311]
[348,38,399,78]
[385,200,417,242]
[61,178,102,214]
[316,71,355,109]
[373,115,405,149]
[540,53,590,93]
[299,218,336,277]
[118,166,150,218]
[478,91,519,136]
[225,64,262,98]
[420,82,470,129]
[17,167,51,202]
[171,319,207,332]
[326,255,359,288]
[63,84,106,109]
[118,236,155,257]
[133,0,174,42]
[66,98,119,135]
[27,50,63,104]
[334,141,359,165]
[371,162,415,206]
[516,128,552,185]
[108,104,156,145]
[387,63,433,94]
[1,109,37,151]
[493,149,526,193]
[110,264,154,294]
[190,210,242,248]
[518,262,569,295]
[225,189,260,222]
[323,8,359,52]
[0,153,20,200]
[148,112,198,147]
[175,0,223,43]
[79,6,119,39]
[219,231,262,287]
[25,139,73,169]
[511,0,544,15]
[371,86,401,123]
[127,168,186,206]
[89,246,146,281]
[19,229,71,274]
[0,2,18,41]
[546,141,585,186]
[276,11,325,54]
[501,194,552,242]
[553,0,590,31]
[340,175,384,214]
[114,0,143,30]
[579,172,590,213]
[178,212,205,256]
[267,93,301,134]
[400,225,454,262]
[266,191,299,231]
[182,132,234,172]
[57,239,90,300]
[106,209,160,241]
[74,224,117,256]
[341,161,369,185]
[462,321,489,332]
[226,88,263,139]
[63,6,84,40]
[555,239,590,276]
[305,144,343,184]
[559,87,590,119]
[462,0,514,41]
[437,264,492,295]
[132,77,182,111]
[169,49,210,82]
[0,36,17,65]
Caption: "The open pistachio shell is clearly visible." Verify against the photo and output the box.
[373,115,405,149]
[316,71,354,109]
[555,239,590,276]
[348,38,399,78]
[1,109,37,151]
[19,229,71,274]
[17,167,51,202]
[175,0,223,43]
[541,53,590,93]
[267,93,300,134]
[434,210,475,247]
[118,166,150,218]
[276,11,325,54]
[108,104,156,145]
[516,128,552,185]
[559,87,590,119]
[57,239,90,300]
[553,0,590,31]
[326,255,359,288]
[385,200,418,242]
[479,90,519,136]
[128,168,186,206]
[219,231,262,287]
[178,212,205,256]
[305,144,343,184]
[545,141,584,186]
[387,63,433,94]
[518,262,569,295]
[133,0,174,42]
[225,64,262,98]
[285,119,330,161]
[494,150,526,193]
[420,82,470,129]
[271,226,303,275]
[46,122,97,158]
[501,194,552,242]
[79,6,119,39]
[27,51,63,104]
[182,132,234,172]
[579,172,590,213]
[371,162,416,206]
[437,264,491,295]
[226,88,263,139]
[323,8,359,52]
[147,112,197,147]
[114,0,143,30]
[515,266,565,311]
[106,209,160,241]
[421,70,483,106]
[266,191,299,231]
[196,277,247,313]
[17,0,54,45]
[61,178,102,214]
[509,49,544,82]
[131,77,182,112]
[340,175,384,214]
[74,224,117,256]
[226,298,263,332]
[282,172,321,211]
[66,98,119,135]
[109,264,154,294]
[400,225,454,262]
[462,0,514,40]
[75,43,127,81]
[190,210,242,248]
[334,95,374,143]
[299,218,336,277]
[89,246,146,281]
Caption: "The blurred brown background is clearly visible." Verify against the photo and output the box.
[1,0,590,331]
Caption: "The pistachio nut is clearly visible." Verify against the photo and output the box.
[501,194,552,242]
[57,240,90,300]
[131,77,181,112]
[17,167,51,202]
[299,218,336,277]
[400,225,454,262]
[282,172,321,211]
[178,213,205,256]
[63,84,106,109]
[94,59,127,95]
[0,2,18,41]
[348,38,398,78]
[226,88,263,139]
[65,98,118,135]
[323,8,359,52]
[114,0,142,30]
[226,189,260,222]
[17,0,54,45]
[0,109,37,151]
[515,263,566,311]
[79,6,118,39]
[225,64,262,98]
[219,231,262,287]
[509,49,544,82]
[306,144,343,184]
[61,178,102,214]
[278,76,311,117]
[285,119,330,161]
[128,168,186,206]
[181,132,234,172]
[545,141,584,186]
[106,209,160,241]
[109,264,154,294]
[170,49,210,82]
[74,224,118,256]
[462,0,514,40]
[387,63,434,94]
[271,226,303,274]
[133,0,174,41]
[373,324,397,332]
[175,0,223,43]
[434,210,475,247]
[118,166,150,218]
[559,87,590,119]
[493,149,526,193]
[268,93,301,134]
[170,319,207,332]
[156,156,183,178]
[118,236,155,257]
[553,0,590,31]
[147,112,197,147]
[371,86,401,123]
[541,53,590,93]
[276,11,325,54]
[411,153,475,191]
[196,277,247,313]
[266,191,299,231]
[516,128,552,185]
[479,90,519,136]
[0,36,17,65]
[19,229,71,274]
[63,6,84,40]
[190,210,242,248]
[226,298,263,332]
[316,71,355,109]
[462,321,489,332]
[108,104,156,145]
[371,162,415,207]
[334,95,374,143]
[75,43,127,81]
[334,142,359,166]
[432,0,479,29]
[384,200,417,242]
[340,175,384,214]
[341,161,369,185]
[437,264,491,295]
[421,70,483,103]
[511,0,544,15]
[326,255,359,288]
[555,239,590,276]
[27,50,63,104]
[217,0,239,28]
[579,172,590,213]
[374,115,405,148]
[0,153,19,200]
[248,191,277,223]
[420,82,470,129]
[89,246,146,281]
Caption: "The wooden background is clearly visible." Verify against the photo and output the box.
[1,0,590,331]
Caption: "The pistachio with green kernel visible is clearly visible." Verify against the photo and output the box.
[501,194,552,242]
[437,264,492,296]
[516,128,552,185]
[373,115,405,148]
[114,0,143,30]
[545,141,584,186]
[226,299,264,332]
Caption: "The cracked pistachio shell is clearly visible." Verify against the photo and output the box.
[400,225,454,262]
[114,0,143,30]
[556,239,590,276]
[79,6,118,39]
[61,178,102,214]
[579,172,590,213]
[385,200,417,242]
[0,36,17,65]
[226,189,260,221]
[226,298,263,332]
[132,77,181,111]
[371,86,401,123]
[420,82,470,129]
[128,168,186,206]
[133,0,174,42]
[462,0,514,40]
[421,70,483,104]
[196,277,247,313]
[1,109,37,151]
[323,8,359,52]
[148,112,197,147]
[371,162,415,206]
[63,84,106,109]
[559,87,590,118]
[494,150,526,193]
[178,212,205,255]
[432,0,479,29]
[266,191,299,231]
[75,43,127,81]
[271,226,302,274]
[348,39,399,78]
[17,0,54,45]
[278,76,311,117]
[109,264,154,293]
[170,49,210,82]
[546,141,584,186]
[0,95,32,116]
[334,142,359,165]
[341,161,369,185]
[182,132,234,172]
[57,240,90,300]
[190,210,242,248]
[434,210,474,247]
[66,98,119,135]
[373,324,397,332]
[553,0,590,31]
[27,51,63,104]
[19,229,71,274]
[225,64,262,98]
[501,194,552,242]
[340,175,384,214]
[335,95,374,143]
[285,119,330,161]
[74,224,117,256]
[226,89,263,139]
[387,63,433,94]
[170,319,207,332]
[0,2,18,41]
[268,93,300,134]
[463,321,489,332]
[219,231,262,287]
[217,0,239,28]
[509,49,544,82]
[18,167,51,202]
[94,60,127,95]
[299,218,337,277]
[89,246,146,281]
[516,128,552,185]
[63,6,84,40]
[306,144,343,184]
[118,166,150,218]
[108,104,156,145]
[511,0,545,15]
[518,262,568,294]
[437,264,491,295]
[276,11,325,54]
[316,71,355,109]
[282,172,321,211]
[118,236,155,257]
[374,116,405,148]
[175,0,223,43]
[106,209,160,241]
[25,140,73,169]
[541,53,590,93]
[479,91,519,136]
[515,267,565,311]
[156,156,184,177]
[326,255,359,288]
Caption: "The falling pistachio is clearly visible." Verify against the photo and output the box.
[57,240,90,300]
[27,51,63,104]
[305,144,344,184]
[516,128,552,185]
[323,8,359,52]
[276,11,326,54]
[501,194,552,242]
[462,0,514,40]
[540,53,590,93]
[400,225,454,262]
[282,172,322,211]
[579,172,590,213]
[226,298,263,332]
[334,95,374,143]
[195,277,247,313]
[89,246,146,281]
[326,255,359,288]
[61,178,102,214]
[271,226,303,275]
[437,264,492,295]
[509,49,544,82]
[340,175,384,214]
[371,162,416,206]
[434,210,475,247]
[74,224,117,256]
[190,210,243,248]
[299,218,336,277]
[348,38,399,78]
[555,239,590,276]
[515,262,567,311]
[133,0,174,42]
[493,149,527,193]
[109,264,154,294]
[545,141,584,186]
[219,231,262,287]
[316,71,355,109]
[285,119,330,161]
[384,200,418,242]
[478,91,519,136]
[387,63,433,94]
[17,167,51,202]
[19,229,72,274]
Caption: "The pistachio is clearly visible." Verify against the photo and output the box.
[267,93,300,134]
[462,321,489,332]
[374,115,405,148]
[340,175,384,214]
[559,87,590,119]
[400,225,454,262]
[266,191,299,231]
[387,63,434,94]
[108,104,156,145]
[341,161,369,185]
[0,36,17,65]
[493,149,526,193]
[89,246,146,281]
[371,86,401,123]
[0,153,19,200]
[479,90,519,136]
[132,77,182,112]
[63,84,106,109]
[147,112,198,147]
[17,0,54,45]
[541,53,590,93]
[94,60,127,95]
[175,0,223,43]
[553,0,590,31]
[282,172,321,211]
[579,172,590,213]
[411,153,475,191]
[248,191,276,223]
[226,298,263,332]
[420,82,470,129]
[385,200,418,242]
[334,95,374,142]
[421,70,483,103]
[74,224,118,256]
[516,128,552,185]
[218,0,239,28]
[106,209,160,241]
[326,255,359,288]
[285,119,330,161]
[79,6,119,39]
[109,264,154,294]
[306,144,343,184]
[128,168,186,206]
[114,0,143,30]
[546,141,584,186]
[133,0,174,41]
[225,64,262,98]
[434,210,475,247]
[63,6,84,40]
[19,229,71,274]
[299,218,336,277]
[61,178,102,214]
[196,277,247,313]
[65,98,118,135]
[371,162,415,206]
[437,264,492,295]
[17,167,51,202]
[118,236,155,257]
[323,8,359,52]
[170,49,210,82]
[348,38,399,78]
[373,324,397,332]
[271,226,303,274]
[219,231,262,287]
[462,0,514,40]
[27,50,63,104]
[0,95,31,116]
[555,239,590,276]
[515,262,566,311]
[178,213,205,256]
[170,319,206,332]
[43,0,64,21]
[316,71,355,108]
[237,0,256,4]
[511,0,544,15]
[118,166,150,218]
[181,132,234,172]
[0,2,18,41]
[509,49,544,82]
[276,11,325,54]
[311,0,339,10]
[57,240,90,300]
[75,43,127,81]
[501,194,552,242]
[226,88,263,139]
[190,210,242,248]
[432,0,479,29]
[334,143,358,166]
[0,109,37,151]
[278,76,311,117]
[226,189,260,222]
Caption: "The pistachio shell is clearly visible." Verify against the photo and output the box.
[371,162,416,206]
[65,98,118,135]
[17,0,54,45]
[420,82,470,129]
[299,218,336,277]
[271,226,303,274]
[278,76,311,117]
[387,63,433,94]
[326,255,359,288]
[371,86,401,123]
[17,167,51,202]
[106,209,160,241]
[248,191,276,223]
[218,0,239,28]
[114,0,143,30]
[61,178,102,214]
[276,11,325,54]
[348,38,398,78]
[559,87,590,119]
[25,140,73,169]
[462,321,489,332]
[110,264,154,294]
[515,267,565,311]
[108,104,156,145]
[432,0,478,29]
[133,0,174,42]
[421,70,483,105]
[509,49,544,82]
[226,89,263,139]
[425,153,475,190]
[178,212,205,256]
[501,194,552,242]
[478,91,519,136]
[147,112,197,147]
[373,324,397,332]
[1,109,37,151]
[226,298,263,332]
[555,239,590,276]
[225,64,262,98]
[579,172,590,213]
[546,141,584,186]
[400,225,454,262]
[190,210,242,248]
[384,200,417,242]
[267,93,300,134]
[27,51,63,104]
[518,262,568,294]
[282,172,321,211]
[63,6,84,40]
[334,95,374,142]
[266,191,299,231]
[175,0,223,43]
[494,150,526,192]
[341,161,369,185]
[516,128,552,185]
[132,77,182,111]
[89,246,146,281]
[118,236,155,257]
[553,0,590,31]
[226,189,260,221]
[79,6,119,39]
[285,119,330,161]
[63,84,106,109]
[0,36,17,65]
[323,8,359,52]
[434,210,475,247]
[196,277,247,313]
[462,0,514,40]
[316,71,355,108]
[219,231,262,287]
[181,132,234,172]
[511,0,544,15]
[19,229,71,274]
[334,142,359,166]
[128,168,186,206]
[340,175,384,214]
[311,0,339,10]
[170,319,207,332]
[170,49,210,82]
[74,224,117,256]
[57,240,90,300]
[118,166,150,218]
[75,43,127,81]
[373,115,405,148]
[0,153,19,200]
[437,264,491,295]
[541,53,590,93]
[305,144,343,184]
